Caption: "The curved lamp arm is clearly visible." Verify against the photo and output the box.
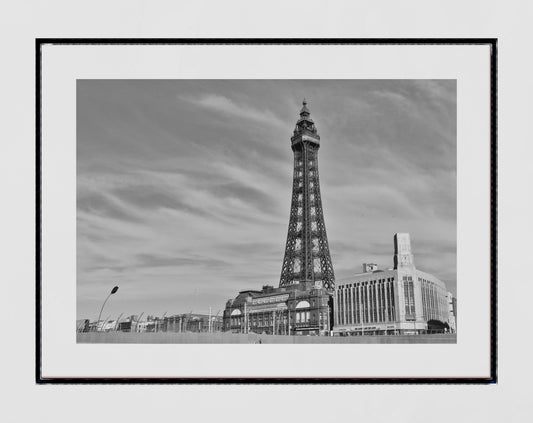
[96,286,119,330]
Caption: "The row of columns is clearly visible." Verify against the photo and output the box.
[336,280,396,326]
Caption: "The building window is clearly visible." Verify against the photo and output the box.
[355,287,360,324]
[372,285,376,323]
[403,276,415,319]
[339,290,344,325]
[389,284,396,321]
[376,282,381,322]
[363,286,368,324]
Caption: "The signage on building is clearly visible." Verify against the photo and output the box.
[249,303,288,313]
[252,294,289,305]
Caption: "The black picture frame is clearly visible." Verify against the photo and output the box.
[36,38,497,384]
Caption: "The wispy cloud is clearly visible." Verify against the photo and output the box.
[179,93,287,128]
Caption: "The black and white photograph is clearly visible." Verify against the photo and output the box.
[76,79,458,344]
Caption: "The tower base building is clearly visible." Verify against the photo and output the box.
[223,282,332,336]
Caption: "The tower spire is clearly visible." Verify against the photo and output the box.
[300,98,310,117]
[294,99,317,139]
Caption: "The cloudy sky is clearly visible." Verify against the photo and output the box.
[77,79,456,320]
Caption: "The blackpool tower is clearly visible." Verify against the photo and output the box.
[279,100,335,291]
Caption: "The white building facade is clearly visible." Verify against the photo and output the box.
[446,291,457,333]
[333,233,453,335]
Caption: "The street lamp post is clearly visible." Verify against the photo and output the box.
[114,313,123,331]
[135,312,144,333]
[96,286,119,332]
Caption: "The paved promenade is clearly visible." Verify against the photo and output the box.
[77,332,456,344]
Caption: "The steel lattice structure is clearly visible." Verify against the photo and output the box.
[279,101,335,291]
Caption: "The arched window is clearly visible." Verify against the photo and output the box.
[231,309,242,316]
[296,300,311,309]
